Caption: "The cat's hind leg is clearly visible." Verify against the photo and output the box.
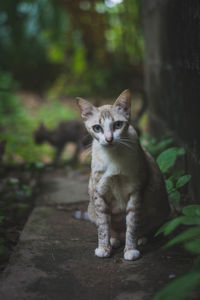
[110,212,125,248]
[110,237,121,248]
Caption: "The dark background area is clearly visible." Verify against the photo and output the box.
[143,0,200,202]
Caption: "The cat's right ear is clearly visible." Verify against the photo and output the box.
[76,97,97,121]
[114,89,131,120]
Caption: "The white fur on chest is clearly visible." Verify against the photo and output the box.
[92,141,141,209]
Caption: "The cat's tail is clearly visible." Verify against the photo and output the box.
[72,210,90,221]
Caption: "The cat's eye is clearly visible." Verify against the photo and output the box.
[114,121,123,130]
[93,124,102,133]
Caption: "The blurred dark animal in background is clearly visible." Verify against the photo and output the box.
[34,121,91,165]
[0,140,6,165]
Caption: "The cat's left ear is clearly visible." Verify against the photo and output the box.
[76,97,97,121]
[114,89,131,120]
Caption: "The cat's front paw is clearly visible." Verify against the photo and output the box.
[124,249,141,261]
[95,247,111,258]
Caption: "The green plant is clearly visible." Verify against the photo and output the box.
[156,147,185,174]
[140,134,173,157]
[0,71,78,164]
[142,135,199,299]
[165,174,191,207]
[142,135,190,209]
[156,147,188,209]
[154,205,200,300]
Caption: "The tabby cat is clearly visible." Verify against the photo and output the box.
[76,90,170,261]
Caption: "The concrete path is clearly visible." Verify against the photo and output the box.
[0,168,198,300]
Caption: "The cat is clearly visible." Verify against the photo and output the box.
[76,89,170,261]
[34,120,91,164]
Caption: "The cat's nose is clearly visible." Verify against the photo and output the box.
[105,136,113,143]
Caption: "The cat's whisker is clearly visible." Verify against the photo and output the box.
[83,140,93,151]
[117,140,134,151]
[84,143,92,150]
[84,144,92,155]
[83,133,92,140]
[118,138,136,146]
[120,138,138,145]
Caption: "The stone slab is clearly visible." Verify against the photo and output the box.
[0,170,199,300]
[38,169,89,206]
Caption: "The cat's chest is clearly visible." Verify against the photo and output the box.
[109,174,133,208]
[93,163,138,206]
[92,144,143,205]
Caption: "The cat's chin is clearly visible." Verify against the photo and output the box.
[101,143,115,148]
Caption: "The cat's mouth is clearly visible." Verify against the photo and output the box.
[101,142,115,148]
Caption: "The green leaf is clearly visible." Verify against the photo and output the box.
[184,239,200,254]
[182,205,200,217]
[165,179,173,193]
[181,216,200,225]
[176,175,191,189]
[155,216,185,236]
[169,190,180,206]
[156,216,200,237]
[164,226,200,248]
[157,147,185,173]
[168,169,185,183]
[153,270,200,300]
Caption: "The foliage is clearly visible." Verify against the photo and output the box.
[157,147,187,209]
[157,147,185,174]
[0,71,78,164]
[140,134,173,157]
[142,135,189,209]
[154,270,200,300]
[0,0,68,91]
[165,174,191,207]
[154,205,200,300]
[142,131,197,300]
[0,0,144,95]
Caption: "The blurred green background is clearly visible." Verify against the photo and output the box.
[0,0,144,164]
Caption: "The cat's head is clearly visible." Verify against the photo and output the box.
[76,90,133,147]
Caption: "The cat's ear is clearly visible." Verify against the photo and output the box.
[76,97,97,121]
[114,89,131,119]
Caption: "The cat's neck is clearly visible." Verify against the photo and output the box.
[91,134,142,161]
[91,136,146,180]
